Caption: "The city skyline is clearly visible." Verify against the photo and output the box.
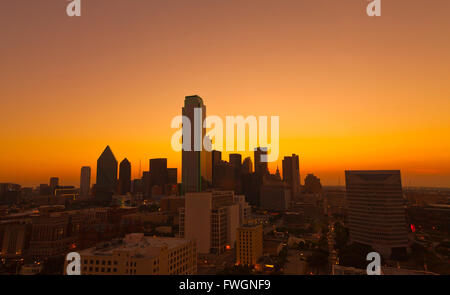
[1,0,450,187]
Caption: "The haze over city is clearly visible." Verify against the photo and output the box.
[1,0,450,187]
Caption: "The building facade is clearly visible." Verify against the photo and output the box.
[345,170,408,257]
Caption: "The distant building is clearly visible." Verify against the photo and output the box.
[0,183,21,205]
[345,170,408,257]
[212,161,235,191]
[182,95,206,193]
[304,173,322,194]
[236,224,263,266]
[49,177,59,195]
[242,157,253,174]
[80,166,91,197]
[54,186,79,200]
[39,184,50,196]
[260,175,291,211]
[118,158,131,194]
[150,158,168,194]
[160,196,185,214]
[167,168,177,185]
[66,233,197,275]
[211,150,222,183]
[254,147,268,176]
[96,146,118,192]
[282,154,301,196]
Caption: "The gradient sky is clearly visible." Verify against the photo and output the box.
[1,0,449,187]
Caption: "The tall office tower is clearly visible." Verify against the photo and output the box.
[282,154,301,196]
[49,177,59,195]
[96,145,118,191]
[236,224,263,266]
[118,158,131,194]
[242,157,253,174]
[80,166,91,196]
[254,147,268,175]
[182,95,206,193]
[180,191,246,254]
[345,170,408,257]
[150,158,168,193]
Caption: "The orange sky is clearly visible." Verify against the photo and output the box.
[1,0,449,187]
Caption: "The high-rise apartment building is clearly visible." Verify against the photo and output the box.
[345,170,408,257]
[182,95,206,193]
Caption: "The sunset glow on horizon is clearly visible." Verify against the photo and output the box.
[1,0,449,187]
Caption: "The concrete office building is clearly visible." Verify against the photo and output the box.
[345,170,408,257]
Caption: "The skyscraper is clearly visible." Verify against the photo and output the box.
[182,95,206,193]
[242,157,253,174]
[118,158,131,194]
[49,177,59,195]
[80,166,91,197]
[345,170,408,257]
[96,145,118,191]
[150,158,168,193]
[229,154,242,171]
[282,154,301,196]
[254,147,268,175]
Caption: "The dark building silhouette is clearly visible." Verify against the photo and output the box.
[39,184,50,196]
[94,146,118,203]
[167,168,177,184]
[142,171,152,198]
[254,147,268,176]
[229,154,243,193]
[304,173,322,194]
[182,95,206,193]
[80,166,91,197]
[150,158,168,194]
[49,177,59,195]
[229,154,242,171]
[242,157,253,174]
[0,183,21,205]
[118,158,131,194]
[282,154,301,196]
[242,173,262,207]
[260,173,291,211]
[213,161,235,190]
[211,150,222,184]
[96,146,118,189]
